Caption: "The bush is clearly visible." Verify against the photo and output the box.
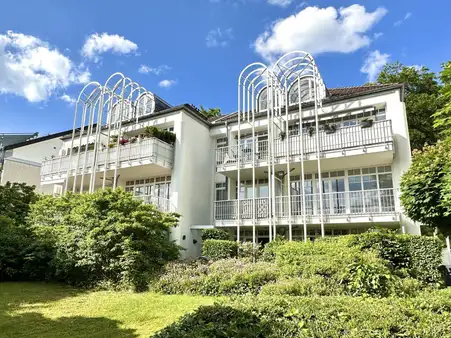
[202,239,238,260]
[152,290,451,337]
[201,228,230,241]
[406,235,443,284]
[352,231,444,285]
[28,188,180,290]
[153,259,279,296]
[238,242,263,261]
[261,275,344,296]
[0,182,37,224]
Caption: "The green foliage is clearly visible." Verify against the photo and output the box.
[377,62,442,150]
[27,188,180,290]
[199,105,221,118]
[0,216,28,281]
[201,228,230,241]
[153,259,279,296]
[0,182,37,224]
[406,235,443,284]
[400,140,451,235]
[260,275,344,296]
[237,242,263,262]
[144,126,176,145]
[202,239,238,260]
[153,290,451,337]
[433,61,451,138]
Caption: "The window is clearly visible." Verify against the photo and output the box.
[215,182,227,201]
[216,137,227,148]
[125,176,171,199]
[258,87,268,111]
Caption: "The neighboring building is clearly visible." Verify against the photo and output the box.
[15,51,418,257]
[0,133,36,163]
[1,130,72,193]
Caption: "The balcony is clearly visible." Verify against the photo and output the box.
[135,195,175,213]
[41,138,173,181]
[216,120,393,171]
[214,188,399,225]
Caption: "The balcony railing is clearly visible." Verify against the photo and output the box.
[214,188,397,221]
[216,120,392,167]
[134,195,175,213]
[41,138,173,178]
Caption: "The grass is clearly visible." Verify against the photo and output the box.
[0,282,216,338]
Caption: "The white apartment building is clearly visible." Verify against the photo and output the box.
[2,52,418,257]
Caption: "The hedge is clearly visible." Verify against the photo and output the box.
[152,290,451,337]
[201,228,231,241]
[202,239,238,260]
[352,231,444,285]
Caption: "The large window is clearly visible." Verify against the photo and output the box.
[215,182,228,201]
[125,176,171,199]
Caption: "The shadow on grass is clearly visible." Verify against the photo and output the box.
[0,282,138,338]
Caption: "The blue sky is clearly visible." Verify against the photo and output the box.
[0,0,449,135]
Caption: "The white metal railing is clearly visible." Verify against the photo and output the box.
[216,120,392,167]
[135,195,175,213]
[41,138,173,177]
[214,189,397,220]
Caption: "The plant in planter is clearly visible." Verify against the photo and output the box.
[111,135,119,143]
[130,136,138,144]
[108,143,116,149]
[280,131,287,141]
[144,126,159,138]
[324,123,337,134]
[360,118,374,128]
[308,126,315,137]
[87,142,95,151]
[119,138,129,146]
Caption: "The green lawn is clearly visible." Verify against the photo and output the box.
[0,283,216,338]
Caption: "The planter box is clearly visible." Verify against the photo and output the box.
[360,120,373,128]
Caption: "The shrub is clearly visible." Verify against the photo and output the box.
[0,216,28,281]
[28,188,180,290]
[352,231,444,285]
[406,235,443,284]
[202,239,238,260]
[153,259,279,296]
[261,275,344,296]
[201,228,230,241]
[152,290,451,337]
[0,182,37,224]
[238,242,262,261]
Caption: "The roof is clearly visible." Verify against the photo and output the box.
[4,129,74,151]
[0,133,36,148]
[209,83,403,124]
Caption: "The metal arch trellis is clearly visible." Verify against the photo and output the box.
[237,51,326,244]
[64,73,159,194]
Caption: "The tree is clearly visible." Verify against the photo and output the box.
[433,62,451,138]
[199,105,221,118]
[0,182,37,225]
[28,188,180,289]
[377,62,442,150]
[400,140,451,236]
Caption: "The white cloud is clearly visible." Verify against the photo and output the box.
[374,32,383,39]
[158,79,177,88]
[206,28,233,48]
[361,50,390,82]
[254,4,387,61]
[81,33,138,62]
[394,12,412,27]
[0,30,90,103]
[60,94,76,105]
[139,64,171,75]
[267,0,293,7]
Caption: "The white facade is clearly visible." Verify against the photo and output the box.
[1,56,418,256]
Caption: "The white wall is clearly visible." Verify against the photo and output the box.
[1,137,64,193]
[171,111,215,258]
